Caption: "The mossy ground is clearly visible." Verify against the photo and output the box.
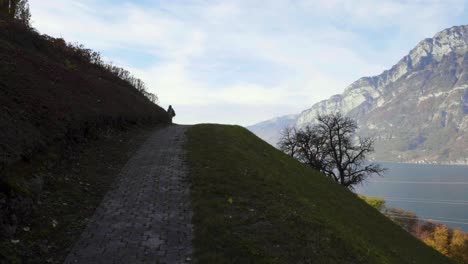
[187,124,452,264]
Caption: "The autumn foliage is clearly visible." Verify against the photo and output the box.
[386,209,468,263]
[420,225,468,264]
[360,196,468,263]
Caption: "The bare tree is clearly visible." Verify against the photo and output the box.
[277,126,299,157]
[278,112,385,188]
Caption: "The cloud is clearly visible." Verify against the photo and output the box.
[29,0,468,125]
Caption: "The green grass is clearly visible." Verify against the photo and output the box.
[186,124,452,264]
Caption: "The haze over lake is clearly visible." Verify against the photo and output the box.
[356,162,468,232]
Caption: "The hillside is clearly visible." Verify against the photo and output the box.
[0,19,168,175]
[0,19,169,173]
[187,124,451,264]
[0,17,169,256]
[249,25,468,165]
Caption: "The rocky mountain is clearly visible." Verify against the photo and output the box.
[248,25,468,165]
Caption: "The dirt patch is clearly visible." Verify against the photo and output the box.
[0,125,163,264]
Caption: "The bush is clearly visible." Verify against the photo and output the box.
[45,37,159,105]
[358,195,386,212]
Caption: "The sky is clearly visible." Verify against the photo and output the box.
[29,0,468,126]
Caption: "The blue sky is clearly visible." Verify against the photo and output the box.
[30,0,468,125]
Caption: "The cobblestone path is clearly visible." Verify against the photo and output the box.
[64,125,193,264]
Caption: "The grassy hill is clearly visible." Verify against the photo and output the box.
[187,124,452,264]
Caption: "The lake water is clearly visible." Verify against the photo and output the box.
[355,162,468,232]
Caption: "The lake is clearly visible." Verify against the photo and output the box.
[355,162,468,232]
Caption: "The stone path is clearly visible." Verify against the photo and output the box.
[64,125,193,264]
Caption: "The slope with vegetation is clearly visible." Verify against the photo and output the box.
[0,14,166,174]
[0,10,169,261]
[187,124,452,264]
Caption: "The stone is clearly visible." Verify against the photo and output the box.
[64,125,193,263]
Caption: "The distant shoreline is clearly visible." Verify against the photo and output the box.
[374,160,468,167]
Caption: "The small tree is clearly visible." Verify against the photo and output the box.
[424,225,450,255]
[449,230,468,263]
[278,112,385,188]
[0,0,30,25]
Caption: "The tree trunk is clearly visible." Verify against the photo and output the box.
[339,169,345,186]
[10,0,18,19]
[0,0,18,19]
[0,0,9,17]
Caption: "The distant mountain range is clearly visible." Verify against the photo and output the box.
[249,25,468,165]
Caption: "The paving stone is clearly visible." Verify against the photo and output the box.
[64,125,193,264]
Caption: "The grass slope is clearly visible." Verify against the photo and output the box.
[187,124,451,264]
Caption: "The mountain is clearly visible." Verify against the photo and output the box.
[248,25,468,165]
[248,114,297,146]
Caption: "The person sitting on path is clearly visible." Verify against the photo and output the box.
[167,105,176,123]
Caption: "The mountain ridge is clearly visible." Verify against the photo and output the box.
[249,25,468,165]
